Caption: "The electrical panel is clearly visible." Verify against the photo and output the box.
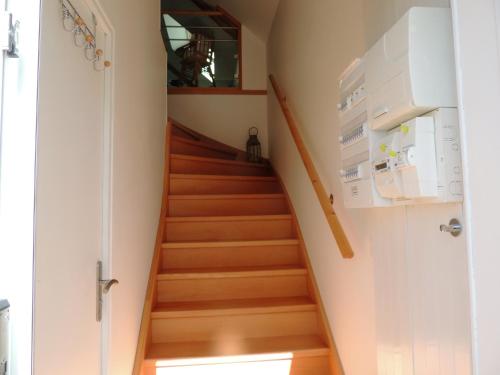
[338,59,391,208]
[337,7,463,208]
[372,108,463,204]
[365,7,457,131]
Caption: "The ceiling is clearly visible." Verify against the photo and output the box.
[205,0,280,41]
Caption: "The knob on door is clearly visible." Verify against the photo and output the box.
[440,218,462,237]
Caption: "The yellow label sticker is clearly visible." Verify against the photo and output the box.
[401,124,409,134]
[379,144,387,152]
[389,150,397,158]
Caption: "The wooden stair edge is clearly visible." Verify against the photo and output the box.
[272,167,345,375]
[152,298,317,318]
[170,153,271,168]
[171,135,239,158]
[133,121,173,375]
[170,173,279,181]
[156,266,308,280]
[164,214,293,223]
[144,334,330,361]
[168,193,286,200]
[162,238,299,249]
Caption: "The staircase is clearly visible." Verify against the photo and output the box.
[136,120,340,375]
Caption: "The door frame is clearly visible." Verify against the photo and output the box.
[450,0,500,374]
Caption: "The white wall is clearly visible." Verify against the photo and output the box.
[450,1,500,374]
[168,94,268,156]
[168,26,268,155]
[267,1,470,375]
[99,0,166,373]
[242,25,267,90]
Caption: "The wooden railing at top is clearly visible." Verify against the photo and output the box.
[269,75,354,259]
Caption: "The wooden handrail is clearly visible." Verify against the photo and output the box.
[269,75,354,259]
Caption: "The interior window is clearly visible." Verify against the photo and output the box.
[162,0,241,89]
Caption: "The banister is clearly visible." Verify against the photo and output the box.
[269,74,354,259]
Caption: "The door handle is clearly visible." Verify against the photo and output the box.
[100,279,119,294]
[96,261,119,322]
[439,218,462,237]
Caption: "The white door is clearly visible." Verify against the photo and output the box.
[34,0,113,373]
[406,204,472,375]
[372,203,472,375]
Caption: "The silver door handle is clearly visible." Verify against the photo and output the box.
[96,261,119,322]
[440,218,462,237]
[100,279,119,294]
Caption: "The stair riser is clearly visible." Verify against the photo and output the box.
[164,218,295,242]
[170,177,283,195]
[171,138,236,160]
[162,244,300,270]
[149,356,331,375]
[171,158,272,176]
[168,197,289,217]
[157,275,309,303]
[151,311,319,343]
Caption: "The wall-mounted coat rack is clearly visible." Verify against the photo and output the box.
[60,0,111,71]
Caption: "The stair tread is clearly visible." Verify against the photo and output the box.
[171,154,271,168]
[168,193,286,200]
[170,173,278,181]
[157,266,307,280]
[172,135,237,153]
[146,334,329,361]
[152,297,316,318]
[162,239,299,249]
[165,214,293,223]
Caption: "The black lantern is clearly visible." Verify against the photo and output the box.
[246,127,262,163]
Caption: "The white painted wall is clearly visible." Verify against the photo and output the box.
[450,1,500,374]
[98,0,166,373]
[242,25,267,90]
[168,94,268,156]
[268,1,471,375]
[168,26,268,155]
[205,0,280,42]
[34,0,166,374]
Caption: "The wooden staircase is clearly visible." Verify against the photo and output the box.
[134,120,343,375]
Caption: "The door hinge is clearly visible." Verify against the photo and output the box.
[0,12,19,58]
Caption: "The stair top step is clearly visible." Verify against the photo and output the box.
[172,135,238,154]
[165,214,293,223]
[157,266,307,281]
[168,193,286,200]
[170,173,279,182]
[162,239,299,249]
[152,297,316,318]
[171,154,271,168]
[145,334,329,361]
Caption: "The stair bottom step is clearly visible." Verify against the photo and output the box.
[147,356,330,375]
[146,335,329,361]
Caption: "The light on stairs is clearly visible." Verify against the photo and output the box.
[156,352,294,375]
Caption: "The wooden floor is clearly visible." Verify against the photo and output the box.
[137,121,337,375]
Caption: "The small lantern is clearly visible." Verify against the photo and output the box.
[246,127,262,163]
